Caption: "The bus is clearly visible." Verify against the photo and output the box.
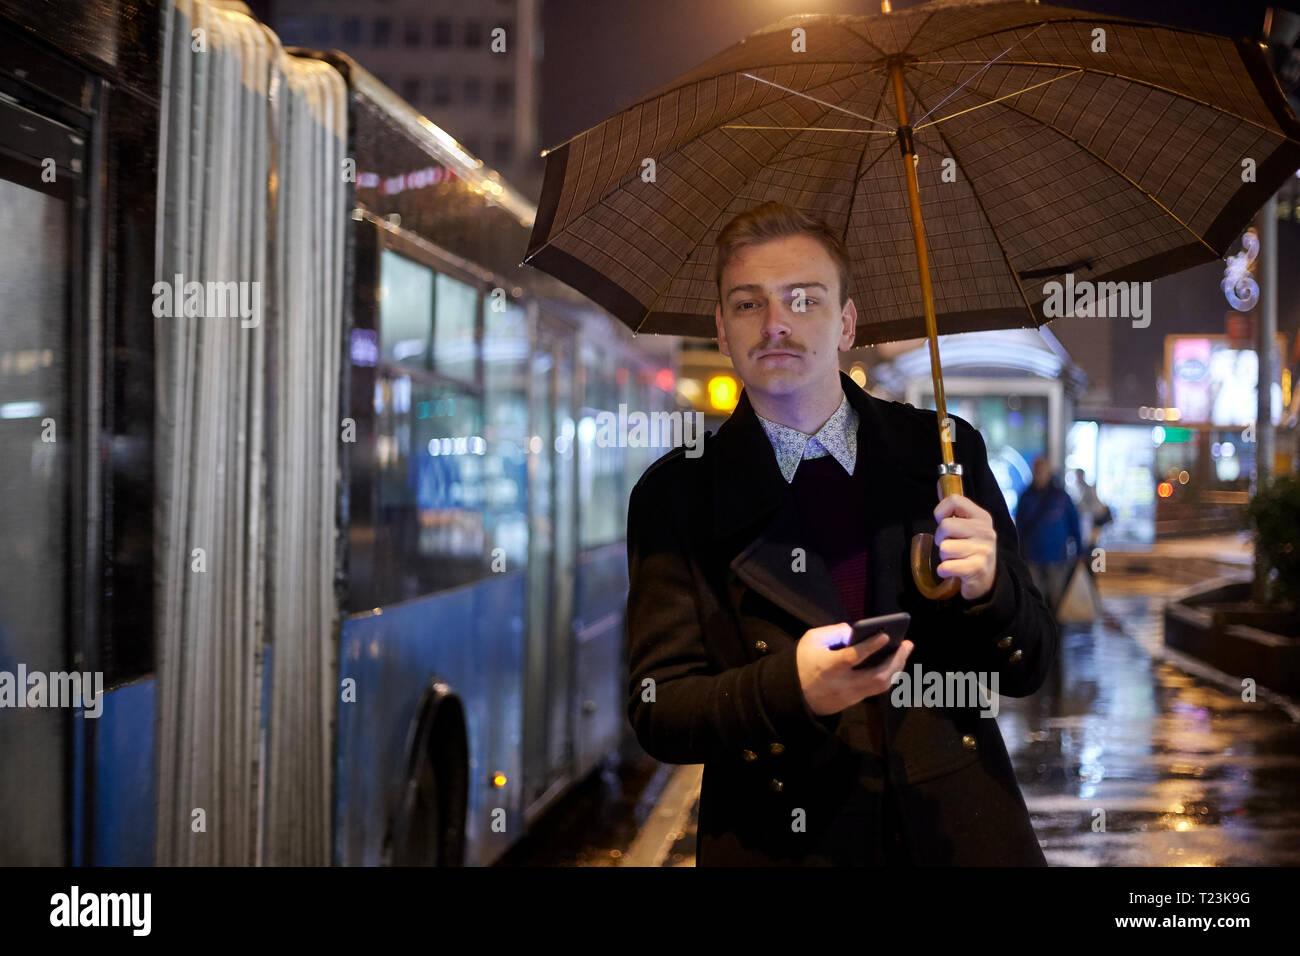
[0,0,679,866]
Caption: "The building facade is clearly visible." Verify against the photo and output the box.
[270,0,543,200]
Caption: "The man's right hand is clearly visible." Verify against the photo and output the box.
[796,623,914,716]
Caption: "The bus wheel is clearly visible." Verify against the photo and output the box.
[387,682,468,866]
[392,743,441,866]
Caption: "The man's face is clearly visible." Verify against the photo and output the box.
[714,234,856,399]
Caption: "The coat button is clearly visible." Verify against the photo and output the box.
[741,749,757,762]
[1008,649,1023,663]
[769,742,785,755]
[997,635,1013,649]
[754,640,768,654]
[961,734,977,751]
[770,779,784,792]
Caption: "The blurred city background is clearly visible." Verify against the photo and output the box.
[1,0,1297,868]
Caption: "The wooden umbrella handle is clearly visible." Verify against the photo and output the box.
[910,466,964,600]
[890,60,964,602]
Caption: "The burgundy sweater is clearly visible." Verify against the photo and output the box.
[789,450,886,754]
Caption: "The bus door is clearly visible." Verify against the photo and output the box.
[522,313,577,818]
[0,55,91,864]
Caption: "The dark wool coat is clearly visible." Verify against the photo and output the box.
[625,372,1057,866]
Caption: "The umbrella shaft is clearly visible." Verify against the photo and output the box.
[890,62,954,469]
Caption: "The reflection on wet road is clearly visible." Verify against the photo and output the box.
[1002,577,1300,866]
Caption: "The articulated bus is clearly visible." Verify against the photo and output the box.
[0,0,679,865]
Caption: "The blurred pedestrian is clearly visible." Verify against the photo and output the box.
[1014,457,1082,616]
[1069,468,1111,553]
[1067,468,1121,628]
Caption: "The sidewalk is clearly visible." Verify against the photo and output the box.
[1141,531,1254,567]
[1003,545,1300,866]
[1095,531,1254,591]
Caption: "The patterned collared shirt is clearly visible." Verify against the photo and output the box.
[756,391,860,483]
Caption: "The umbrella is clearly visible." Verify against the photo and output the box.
[524,0,1300,600]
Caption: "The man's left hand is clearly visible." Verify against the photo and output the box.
[933,488,997,602]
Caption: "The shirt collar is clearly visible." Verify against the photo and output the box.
[755,391,859,483]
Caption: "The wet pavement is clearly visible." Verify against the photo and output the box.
[1006,571,1300,867]
[494,748,665,866]
[504,545,1300,866]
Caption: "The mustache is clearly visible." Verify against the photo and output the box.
[750,341,806,358]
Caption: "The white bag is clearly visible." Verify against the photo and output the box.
[1056,559,1098,624]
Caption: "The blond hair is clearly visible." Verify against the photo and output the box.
[714,201,850,307]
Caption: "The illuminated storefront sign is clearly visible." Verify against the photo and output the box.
[1165,334,1285,427]
[1066,422,1156,548]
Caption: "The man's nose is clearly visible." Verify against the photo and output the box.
[761,298,793,339]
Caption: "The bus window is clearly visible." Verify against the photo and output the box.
[483,299,529,569]
[433,272,480,384]
[379,249,432,369]
[369,251,489,603]
[372,374,486,602]
[577,343,626,549]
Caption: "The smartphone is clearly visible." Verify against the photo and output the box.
[828,611,912,670]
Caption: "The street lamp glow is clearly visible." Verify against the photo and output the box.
[708,375,739,411]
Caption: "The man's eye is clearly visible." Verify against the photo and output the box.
[736,301,758,311]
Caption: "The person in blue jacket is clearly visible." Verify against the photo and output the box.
[1014,457,1082,617]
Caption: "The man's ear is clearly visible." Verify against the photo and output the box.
[715,303,730,357]
[838,297,858,351]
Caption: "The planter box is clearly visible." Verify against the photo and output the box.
[1164,578,1300,694]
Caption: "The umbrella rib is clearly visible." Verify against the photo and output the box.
[908,62,1221,257]
[898,72,1039,326]
[841,22,893,62]
[907,59,1300,144]
[914,69,1086,131]
[765,139,895,168]
[721,124,893,134]
[842,141,898,245]
[842,75,897,247]
[741,72,895,130]
[911,23,1049,127]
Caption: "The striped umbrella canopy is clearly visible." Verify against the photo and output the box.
[524,0,1300,599]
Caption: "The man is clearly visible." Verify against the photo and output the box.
[625,201,1059,866]
[1069,468,1106,552]
[1015,458,1083,617]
